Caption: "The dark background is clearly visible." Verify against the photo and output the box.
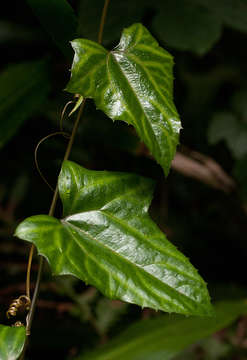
[1,0,247,358]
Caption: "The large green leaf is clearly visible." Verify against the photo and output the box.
[26,0,77,59]
[0,60,50,149]
[0,325,26,360]
[15,160,212,316]
[66,23,181,176]
[77,300,247,360]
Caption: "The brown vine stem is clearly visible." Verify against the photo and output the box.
[98,0,110,44]
[25,245,34,300]
[20,0,110,357]
[20,101,85,358]
[24,131,71,320]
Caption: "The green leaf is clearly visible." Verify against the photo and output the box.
[26,0,77,59]
[77,0,221,55]
[152,0,222,55]
[77,1,247,54]
[15,160,212,316]
[76,300,247,360]
[66,23,181,176]
[0,325,26,360]
[0,60,50,149]
[173,336,230,360]
[195,0,247,33]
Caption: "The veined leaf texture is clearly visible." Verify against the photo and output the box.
[66,23,181,175]
[16,161,212,316]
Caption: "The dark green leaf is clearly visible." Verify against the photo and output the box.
[26,0,77,59]
[152,0,222,55]
[195,0,247,33]
[0,60,50,149]
[0,325,26,360]
[173,337,230,360]
[78,0,222,55]
[77,300,247,360]
[77,0,247,54]
[208,112,247,159]
[15,160,212,316]
[66,23,181,176]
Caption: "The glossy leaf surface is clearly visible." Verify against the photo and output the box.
[0,60,50,149]
[66,23,181,175]
[0,325,25,360]
[78,300,247,360]
[16,161,212,316]
[27,0,77,59]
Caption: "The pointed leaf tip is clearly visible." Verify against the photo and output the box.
[66,23,182,175]
[15,161,212,316]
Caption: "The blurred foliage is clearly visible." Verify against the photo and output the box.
[78,0,247,54]
[195,0,247,33]
[208,112,247,159]
[0,60,50,149]
[27,0,78,59]
[152,0,222,55]
[208,89,247,159]
[76,300,247,360]
[0,0,247,359]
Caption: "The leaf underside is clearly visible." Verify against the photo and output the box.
[0,325,26,360]
[66,23,181,176]
[16,161,212,316]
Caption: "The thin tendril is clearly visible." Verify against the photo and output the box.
[34,131,70,192]
[60,100,74,132]
[26,244,34,299]
[24,100,86,338]
[25,130,71,319]
[20,1,111,357]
